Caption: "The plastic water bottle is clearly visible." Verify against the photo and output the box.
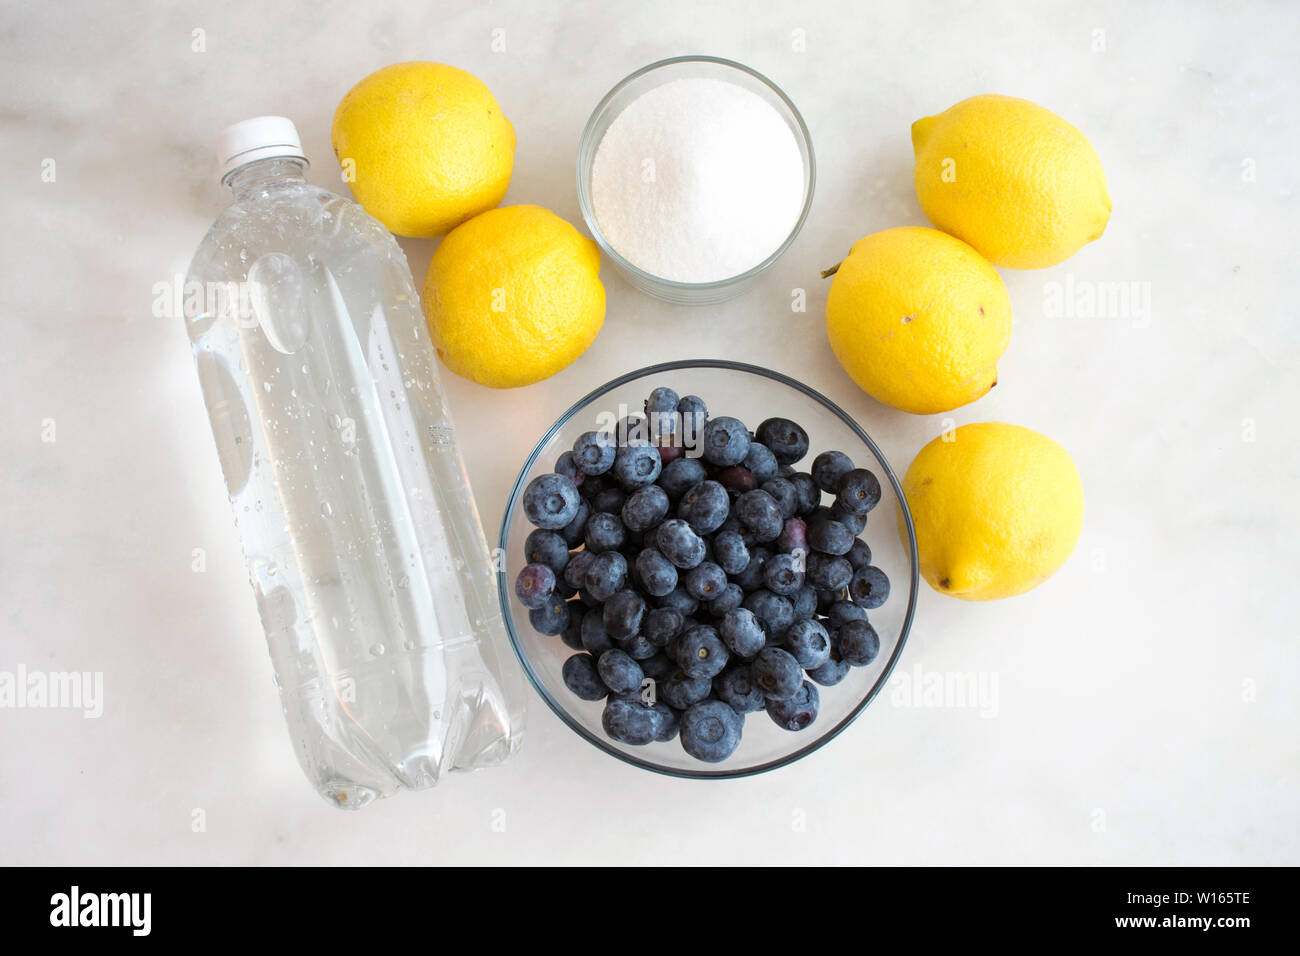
[184,117,524,808]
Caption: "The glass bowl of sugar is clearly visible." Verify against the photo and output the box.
[577,56,816,306]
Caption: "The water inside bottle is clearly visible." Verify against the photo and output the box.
[186,164,522,807]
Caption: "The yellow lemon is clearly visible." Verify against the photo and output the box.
[912,94,1111,269]
[423,205,605,388]
[824,226,1012,415]
[331,61,515,238]
[900,423,1084,601]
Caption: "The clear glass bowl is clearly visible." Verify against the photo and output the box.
[576,56,816,306]
[497,360,918,779]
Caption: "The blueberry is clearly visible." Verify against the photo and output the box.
[742,590,795,642]
[676,394,708,432]
[776,517,808,555]
[658,456,708,499]
[528,594,570,636]
[578,472,608,500]
[811,450,854,494]
[680,699,743,762]
[656,519,706,570]
[562,653,609,700]
[849,565,890,609]
[524,529,569,576]
[622,484,669,532]
[826,600,868,629]
[763,552,805,597]
[634,547,679,598]
[791,584,818,621]
[643,606,685,646]
[837,468,881,515]
[675,625,730,679]
[593,486,627,514]
[645,385,680,416]
[735,489,784,542]
[572,430,616,475]
[705,582,745,617]
[678,480,730,534]
[684,561,728,601]
[789,473,820,515]
[846,538,873,570]
[662,634,681,663]
[651,701,680,742]
[555,451,585,486]
[716,513,745,536]
[807,517,854,555]
[563,550,596,590]
[756,418,810,465]
[657,441,686,466]
[715,664,767,714]
[559,498,591,547]
[612,443,662,490]
[522,473,581,530]
[720,607,766,658]
[515,562,556,610]
[751,647,803,700]
[619,633,659,660]
[765,680,819,731]
[805,553,853,591]
[784,618,831,669]
[597,648,645,694]
[742,442,779,483]
[602,694,660,745]
[603,589,646,639]
[583,511,625,553]
[584,550,628,602]
[760,477,798,519]
[701,416,751,467]
[838,619,881,665]
[828,499,868,533]
[731,546,770,591]
[807,650,851,687]
[815,589,843,613]
[715,465,757,493]
[676,394,708,428]
[713,530,751,575]
[580,608,615,656]
[656,585,700,617]
[560,606,586,650]
[659,670,713,710]
[640,651,677,682]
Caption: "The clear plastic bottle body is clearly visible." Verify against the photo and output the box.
[185,158,523,808]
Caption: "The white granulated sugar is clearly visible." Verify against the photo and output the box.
[591,77,805,283]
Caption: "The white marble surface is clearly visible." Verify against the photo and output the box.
[1,0,1296,865]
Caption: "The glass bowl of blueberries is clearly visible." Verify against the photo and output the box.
[498,360,918,778]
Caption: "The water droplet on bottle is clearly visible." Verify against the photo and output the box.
[262,381,272,392]
[321,502,333,518]
[370,643,385,656]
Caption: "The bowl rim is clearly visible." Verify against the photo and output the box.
[575,54,817,292]
[497,359,920,780]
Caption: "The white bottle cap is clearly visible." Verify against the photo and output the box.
[218,116,309,179]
